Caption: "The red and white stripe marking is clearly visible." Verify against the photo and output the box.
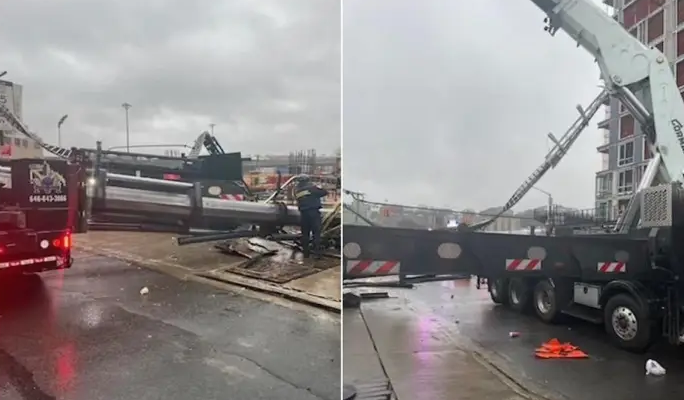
[0,255,58,269]
[597,262,626,273]
[505,258,541,271]
[220,194,245,201]
[346,260,400,276]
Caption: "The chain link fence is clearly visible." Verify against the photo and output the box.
[343,198,545,232]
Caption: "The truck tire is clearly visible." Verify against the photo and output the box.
[508,278,530,313]
[603,293,652,352]
[489,278,509,305]
[533,280,560,323]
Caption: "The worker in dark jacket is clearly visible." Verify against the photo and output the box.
[294,174,328,259]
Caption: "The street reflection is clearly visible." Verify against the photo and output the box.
[0,272,76,399]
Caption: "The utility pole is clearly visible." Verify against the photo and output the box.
[209,123,216,135]
[121,103,132,152]
[57,114,68,147]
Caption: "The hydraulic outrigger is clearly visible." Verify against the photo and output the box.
[344,0,684,351]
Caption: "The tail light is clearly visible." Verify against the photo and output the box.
[52,231,72,250]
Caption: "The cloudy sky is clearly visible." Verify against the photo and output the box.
[343,0,608,211]
[0,0,340,157]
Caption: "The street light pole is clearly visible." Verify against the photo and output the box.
[531,186,554,233]
[57,114,68,147]
[121,103,132,152]
[209,123,215,135]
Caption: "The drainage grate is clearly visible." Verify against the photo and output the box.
[346,378,393,400]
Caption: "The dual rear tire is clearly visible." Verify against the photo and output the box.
[488,277,653,351]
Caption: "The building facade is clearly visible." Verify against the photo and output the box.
[595,0,683,220]
[0,79,44,159]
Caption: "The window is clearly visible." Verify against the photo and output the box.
[33,142,41,149]
[655,41,664,53]
[678,30,684,57]
[618,169,634,194]
[619,102,627,113]
[643,136,653,159]
[678,61,684,87]
[21,139,28,148]
[13,138,20,146]
[619,141,635,166]
[624,1,640,29]
[596,173,613,198]
[597,202,609,220]
[679,0,684,25]
[648,12,664,42]
[620,114,635,139]
[635,164,648,186]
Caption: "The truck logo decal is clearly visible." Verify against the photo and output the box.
[28,162,67,203]
[671,118,684,154]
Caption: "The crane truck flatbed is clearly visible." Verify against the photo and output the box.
[344,0,684,352]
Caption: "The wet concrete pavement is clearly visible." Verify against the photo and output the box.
[356,278,684,400]
[0,251,340,400]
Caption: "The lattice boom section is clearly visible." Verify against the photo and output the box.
[640,184,672,227]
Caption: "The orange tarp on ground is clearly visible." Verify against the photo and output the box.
[534,338,589,359]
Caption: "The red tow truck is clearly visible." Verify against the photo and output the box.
[0,158,80,274]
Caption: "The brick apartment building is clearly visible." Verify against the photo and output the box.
[595,0,683,220]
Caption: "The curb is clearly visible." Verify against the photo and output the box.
[75,244,341,313]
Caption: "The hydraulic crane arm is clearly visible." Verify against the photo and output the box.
[472,0,684,231]
[532,0,684,184]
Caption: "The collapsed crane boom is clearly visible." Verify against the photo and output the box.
[470,89,608,230]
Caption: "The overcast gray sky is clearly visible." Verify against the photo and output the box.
[343,0,607,211]
[0,0,340,156]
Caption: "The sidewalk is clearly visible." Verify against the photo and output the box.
[74,231,341,311]
[344,303,535,400]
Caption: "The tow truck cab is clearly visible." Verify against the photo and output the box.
[0,158,77,273]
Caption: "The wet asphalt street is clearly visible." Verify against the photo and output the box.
[359,278,684,400]
[0,251,340,400]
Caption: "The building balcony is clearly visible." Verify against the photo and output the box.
[597,130,610,154]
[597,117,610,129]
[595,189,613,200]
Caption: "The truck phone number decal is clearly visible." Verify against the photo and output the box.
[29,194,67,203]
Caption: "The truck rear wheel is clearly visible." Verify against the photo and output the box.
[489,278,509,305]
[533,280,560,323]
[603,293,652,352]
[508,278,530,313]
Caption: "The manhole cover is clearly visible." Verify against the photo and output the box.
[222,258,318,283]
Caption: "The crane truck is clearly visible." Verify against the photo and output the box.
[0,157,79,275]
[343,0,684,352]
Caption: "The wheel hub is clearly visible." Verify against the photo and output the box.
[612,306,638,341]
[537,289,552,314]
[511,286,520,304]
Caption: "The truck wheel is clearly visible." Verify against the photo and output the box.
[508,278,530,313]
[489,278,509,305]
[604,293,652,352]
[533,280,559,323]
